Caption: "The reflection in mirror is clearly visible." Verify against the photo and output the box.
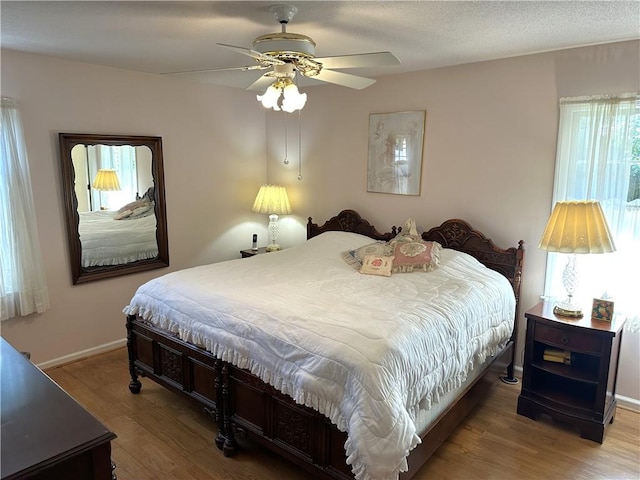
[59,134,169,284]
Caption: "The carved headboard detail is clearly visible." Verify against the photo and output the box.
[422,219,525,303]
[307,209,398,241]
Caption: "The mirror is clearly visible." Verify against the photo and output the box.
[59,133,169,284]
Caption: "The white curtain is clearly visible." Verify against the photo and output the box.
[545,93,639,331]
[0,98,50,321]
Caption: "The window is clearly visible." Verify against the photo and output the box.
[393,135,409,164]
[544,94,639,331]
[0,98,49,321]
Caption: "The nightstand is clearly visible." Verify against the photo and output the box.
[517,301,625,443]
[240,247,268,258]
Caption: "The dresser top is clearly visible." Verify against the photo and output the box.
[1,337,116,479]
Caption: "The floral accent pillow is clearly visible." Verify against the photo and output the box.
[360,254,395,277]
[342,241,393,270]
[391,240,441,273]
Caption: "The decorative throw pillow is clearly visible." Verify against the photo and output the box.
[114,209,133,220]
[341,241,392,270]
[117,200,148,214]
[360,254,395,277]
[123,204,153,220]
[392,240,441,273]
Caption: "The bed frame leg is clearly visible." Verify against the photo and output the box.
[221,362,237,457]
[500,363,519,385]
[126,315,142,394]
[500,340,519,385]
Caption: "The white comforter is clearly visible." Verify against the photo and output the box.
[124,231,515,480]
[79,210,158,267]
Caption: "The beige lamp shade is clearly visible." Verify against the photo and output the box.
[252,185,292,215]
[92,169,121,191]
[538,200,616,254]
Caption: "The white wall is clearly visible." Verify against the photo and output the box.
[1,50,268,364]
[1,41,638,404]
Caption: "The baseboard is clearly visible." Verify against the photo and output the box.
[37,338,127,370]
[616,394,640,412]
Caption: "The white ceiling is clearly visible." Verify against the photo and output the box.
[2,1,639,90]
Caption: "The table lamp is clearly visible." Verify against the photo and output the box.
[92,169,121,210]
[252,185,291,252]
[538,200,616,317]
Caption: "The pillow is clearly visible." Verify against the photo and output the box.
[360,254,394,277]
[114,209,133,220]
[141,186,155,203]
[125,204,153,219]
[342,241,392,270]
[117,200,148,214]
[391,240,441,273]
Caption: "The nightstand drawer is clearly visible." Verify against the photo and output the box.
[534,323,602,354]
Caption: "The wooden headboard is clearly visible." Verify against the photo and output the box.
[422,218,525,303]
[307,211,524,305]
[307,209,398,241]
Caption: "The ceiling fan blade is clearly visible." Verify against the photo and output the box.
[246,73,277,92]
[163,65,267,76]
[312,69,376,90]
[217,43,284,65]
[314,52,400,70]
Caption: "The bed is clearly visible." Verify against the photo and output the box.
[124,209,524,480]
[79,208,158,268]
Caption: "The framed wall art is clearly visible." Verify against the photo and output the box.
[367,110,426,195]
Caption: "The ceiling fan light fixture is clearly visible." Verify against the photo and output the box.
[257,85,282,111]
[257,72,306,113]
[281,83,307,113]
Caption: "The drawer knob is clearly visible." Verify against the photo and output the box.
[561,334,569,344]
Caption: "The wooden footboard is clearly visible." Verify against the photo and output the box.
[125,210,525,480]
[126,313,515,480]
[126,315,227,450]
[226,341,515,480]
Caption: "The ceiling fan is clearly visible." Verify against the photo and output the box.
[164,4,400,97]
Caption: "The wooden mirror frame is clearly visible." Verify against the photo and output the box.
[59,133,169,284]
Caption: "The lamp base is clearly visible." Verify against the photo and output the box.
[266,244,281,252]
[553,303,584,318]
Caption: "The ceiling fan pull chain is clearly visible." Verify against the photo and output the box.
[297,110,303,181]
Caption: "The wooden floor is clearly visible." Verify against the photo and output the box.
[45,347,639,480]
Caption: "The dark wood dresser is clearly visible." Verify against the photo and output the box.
[1,337,116,480]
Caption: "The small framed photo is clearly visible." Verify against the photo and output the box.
[591,298,614,322]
